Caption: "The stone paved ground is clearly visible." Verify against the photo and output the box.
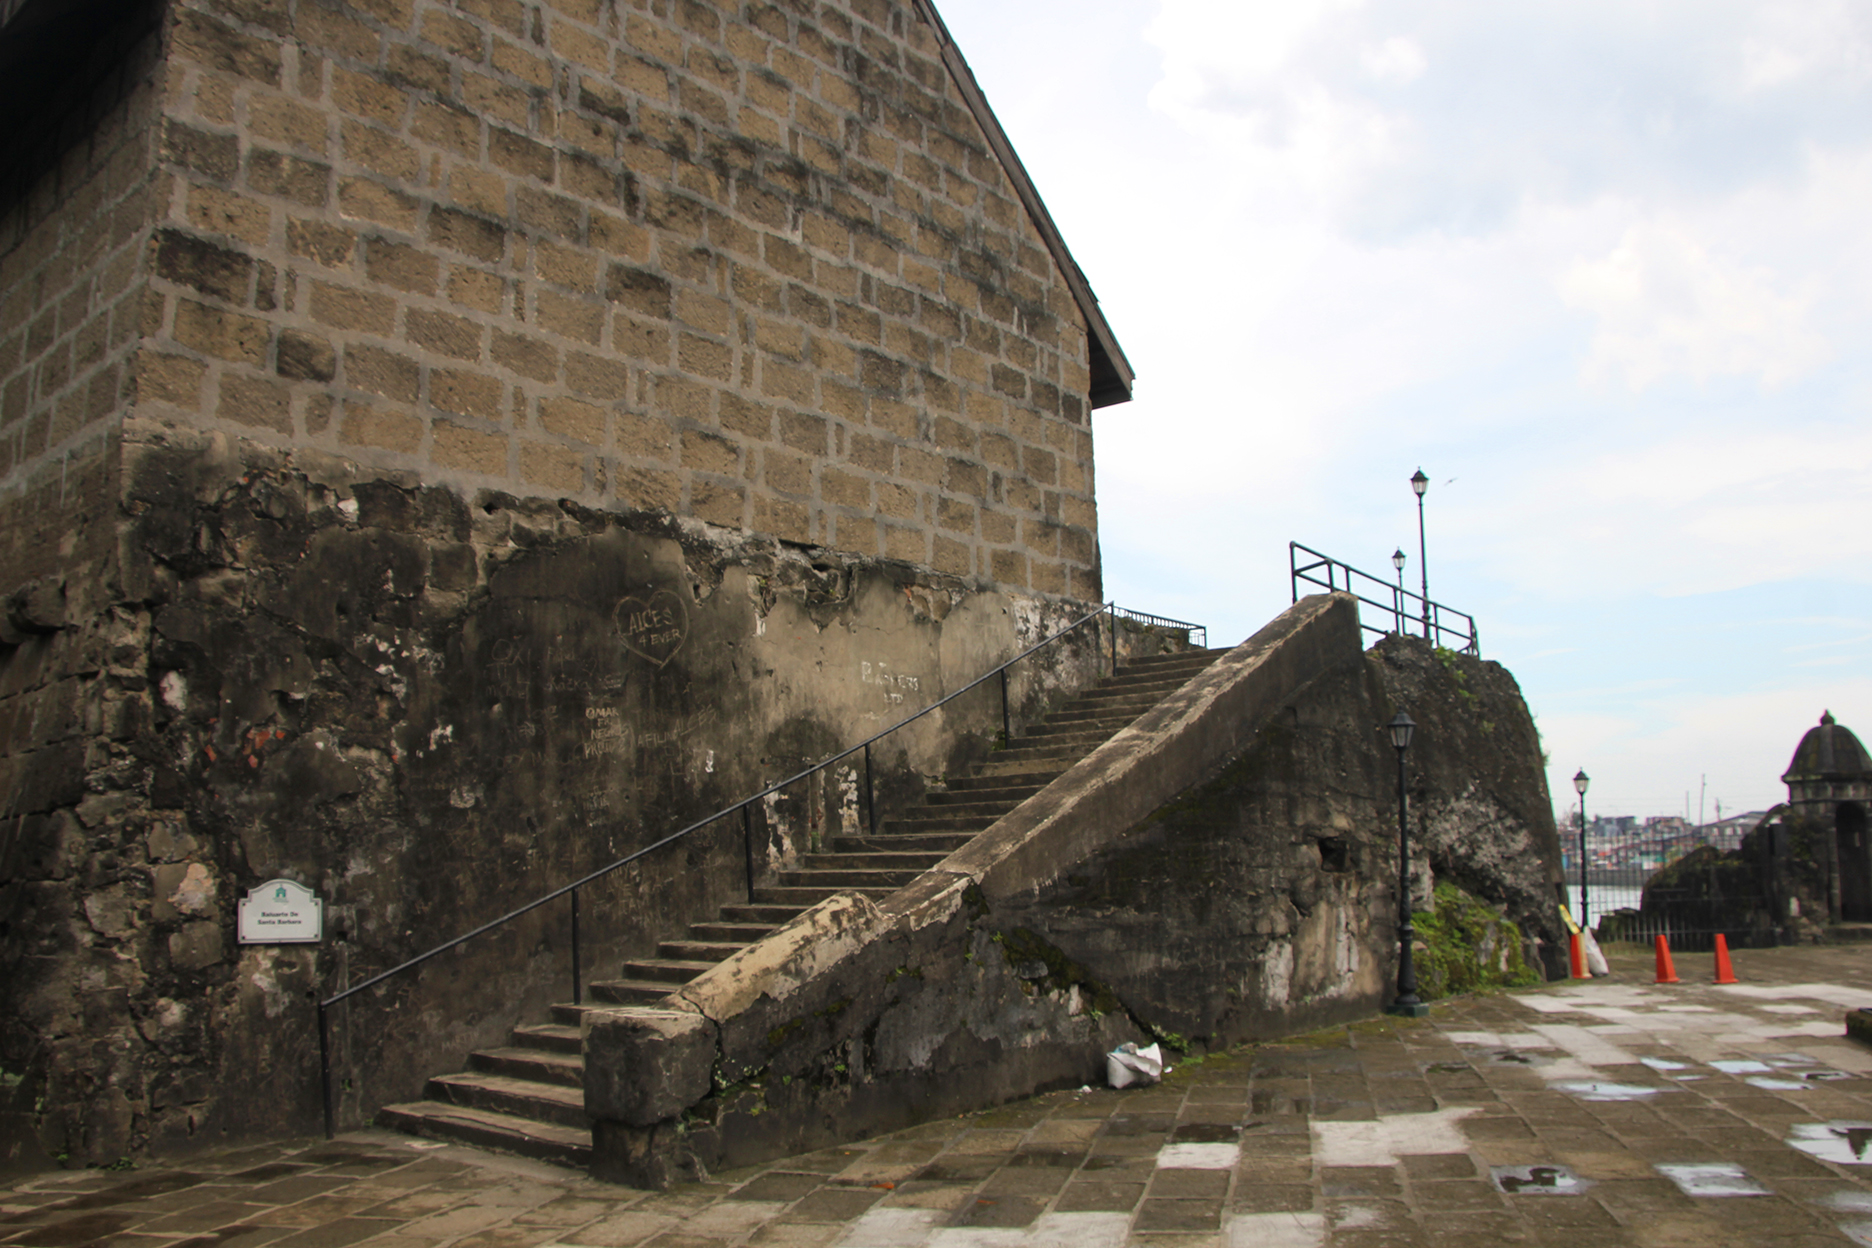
[11,942,1872,1248]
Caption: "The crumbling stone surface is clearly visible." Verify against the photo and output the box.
[582,598,1566,1187]
[1368,636,1568,977]
[1,431,1112,1167]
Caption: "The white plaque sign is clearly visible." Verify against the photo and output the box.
[237,878,323,944]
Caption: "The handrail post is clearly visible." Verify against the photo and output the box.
[1290,542,1298,604]
[318,999,334,1139]
[570,886,582,1006]
[1108,601,1116,675]
[742,806,756,902]
[999,668,1010,748]
[864,743,876,835]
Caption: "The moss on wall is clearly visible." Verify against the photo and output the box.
[1411,882,1539,1000]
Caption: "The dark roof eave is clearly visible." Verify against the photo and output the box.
[912,0,1134,409]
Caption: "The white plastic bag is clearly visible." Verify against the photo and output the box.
[1582,926,1609,976]
[1106,1042,1163,1089]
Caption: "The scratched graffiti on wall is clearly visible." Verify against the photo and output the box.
[616,588,688,667]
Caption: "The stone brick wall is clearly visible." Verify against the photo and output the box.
[140,0,1102,597]
[0,0,1126,1168]
[0,0,161,587]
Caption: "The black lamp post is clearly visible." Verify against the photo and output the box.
[1411,469,1430,641]
[1386,712,1428,1017]
[1392,550,1407,639]
[1573,769,1590,931]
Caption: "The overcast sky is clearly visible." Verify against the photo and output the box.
[935,0,1872,824]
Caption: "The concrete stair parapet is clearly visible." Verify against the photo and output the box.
[378,621,1228,1165]
[582,593,1365,1187]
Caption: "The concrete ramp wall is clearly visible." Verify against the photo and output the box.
[584,594,1409,1186]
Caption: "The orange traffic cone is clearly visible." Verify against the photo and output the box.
[1713,934,1739,985]
[1570,931,1587,979]
[1655,935,1680,984]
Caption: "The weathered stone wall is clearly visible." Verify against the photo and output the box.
[1,420,1125,1167]
[1367,636,1568,975]
[138,0,1102,595]
[582,599,1566,1186]
[1,0,1134,1171]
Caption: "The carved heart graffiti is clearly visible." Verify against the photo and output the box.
[615,589,688,668]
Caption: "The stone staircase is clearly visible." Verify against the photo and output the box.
[377,647,1223,1167]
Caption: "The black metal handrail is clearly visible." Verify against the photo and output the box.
[315,598,1206,1136]
[1289,541,1478,655]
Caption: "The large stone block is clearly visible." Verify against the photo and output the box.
[583,1008,714,1127]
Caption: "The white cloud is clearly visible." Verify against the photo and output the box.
[1561,220,1828,389]
[1361,37,1426,85]
[936,0,1872,822]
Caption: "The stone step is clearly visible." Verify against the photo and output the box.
[690,920,780,943]
[891,797,1022,821]
[798,851,949,871]
[657,939,748,962]
[469,1046,583,1088]
[976,744,1093,774]
[548,1003,597,1028]
[718,902,812,925]
[750,885,896,906]
[943,769,1064,794]
[1092,662,1206,686]
[774,867,925,889]
[618,957,721,984]
[423,1071,587,1129]
[829,831,976,855]
[512,1022,582,1054]
[1124,648,1220,667]
[924,782,1046,805]
[1009,727,1119,751]
[376,1101,589,1168]
[1049,686,1161,709]
[884,811,1000,833]
[589,978,682,1006]
[1021,714,1137,739]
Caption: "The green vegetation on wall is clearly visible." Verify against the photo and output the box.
[1411,882,1540,999]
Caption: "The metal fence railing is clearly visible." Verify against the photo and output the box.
[1568,811,1781,951]
[1288,541,1478,655]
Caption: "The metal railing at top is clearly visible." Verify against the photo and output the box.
[1289,541,1478,656]
[315,599,1207,1136]
[1111,606,1205,650]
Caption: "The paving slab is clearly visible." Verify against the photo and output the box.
[13,944,1872,1245]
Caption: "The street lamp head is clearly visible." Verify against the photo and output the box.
[1411,468,1428,498]
[1391,548,1406,572]
[1386,712,1416,751]
[1573,769,1589,796]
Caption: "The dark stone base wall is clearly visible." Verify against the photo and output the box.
[0,427,1118,1168]
[586,604,1565,1186]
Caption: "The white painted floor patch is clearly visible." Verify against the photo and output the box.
[839,1208,943,1246]
[1528,1023,1639,1068]
[1157,1142,1240,1169]
[1655,1162,1770,1197]
[1551,1081,1665,1101]
[1311,1107,1477,1167]
[1719,982,1868,1009]
[1789,1122,1872,1165]
[1817,1191,1872,1213]
[1009,1212,1130,1248]
[1224,1212,1326,1248]
[842,1208,1131,1248]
